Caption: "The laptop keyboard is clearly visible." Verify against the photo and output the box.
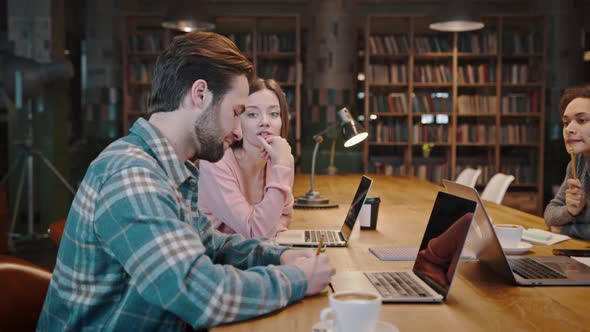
[507,257,567,279]
[305,230,340,243]
[365,272,430,298]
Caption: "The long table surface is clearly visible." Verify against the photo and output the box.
[212,175,590,332]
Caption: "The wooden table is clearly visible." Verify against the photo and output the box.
[213,175,590,332]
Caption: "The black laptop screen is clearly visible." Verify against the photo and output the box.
[413,192,476,299]
[340,176,373,241]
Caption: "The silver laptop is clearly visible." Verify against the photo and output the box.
[443,179,590,286]
[275,176,373,247]
[332,192,477,302]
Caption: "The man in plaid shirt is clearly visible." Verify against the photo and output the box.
[37,31,335,331]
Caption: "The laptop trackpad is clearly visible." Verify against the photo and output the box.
[276,230,305,242]
[331,271,378,293]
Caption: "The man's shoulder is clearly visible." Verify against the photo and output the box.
[89,138,162,180]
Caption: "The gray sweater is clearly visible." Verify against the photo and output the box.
[544,154,590,240]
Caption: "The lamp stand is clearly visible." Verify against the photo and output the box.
[294,137,338,209]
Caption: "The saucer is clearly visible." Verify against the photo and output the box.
[312,320,399,332]
[502,241,533,255]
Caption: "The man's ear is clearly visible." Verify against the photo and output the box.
[190,79,209,109]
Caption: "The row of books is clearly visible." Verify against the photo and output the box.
[369,64,408,84]
[368,34,410,55]
[412,93,452,113]
[370,92,452,114]
[127,91,151,113]
[367,31,539,55]
[225,33,296,53]
[369,156,405,176]
[499,163,536,183]
[457,95,497,114]
[458,31,498,54]
[414,35,452,53]
[411,124,449,143]
[502,64,542,83]
[502,31,543,54]
[128,32,166,53]
[226,33,253,54]
[370,93,409,114]
[456,124,496,144]
[127,61,155,82]
[370,120,408,142]
[500,124,540,144]
[412,162,451,184]
[457,64,496,83]
[367,64,539,84]
[414,64,452,83]
[257,33,296,52]
[501,91,540,113]
[257,63,296,82]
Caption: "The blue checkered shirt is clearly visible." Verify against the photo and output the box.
[37,118,307,331]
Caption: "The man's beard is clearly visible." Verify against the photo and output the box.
[193,101,230,162]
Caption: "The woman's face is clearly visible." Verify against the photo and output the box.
[241,88,283,148]
[562,97,590,157]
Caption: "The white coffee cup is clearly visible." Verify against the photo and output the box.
[494,224,524,248]
[320,291,382,332]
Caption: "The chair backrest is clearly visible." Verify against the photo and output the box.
[481,173,515,204]
[455,168,482,188]
[0,255,52,331]
[48,218,66,249]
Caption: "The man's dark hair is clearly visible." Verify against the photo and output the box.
[559,86,590,116]
[148,31,253,114]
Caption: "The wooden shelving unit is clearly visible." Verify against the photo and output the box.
[363,14,545,214]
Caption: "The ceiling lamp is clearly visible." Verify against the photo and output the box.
[161,0,215,33]
[429,0,484,32]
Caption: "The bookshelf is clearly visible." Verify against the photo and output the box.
[122,15,174,132]
[122,14,302,159]
[363,14,545,214]
[215,15,302,158]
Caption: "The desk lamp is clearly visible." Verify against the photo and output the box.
[294,108,368,209]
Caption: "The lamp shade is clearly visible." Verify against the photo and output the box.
[161,0,216,32]
[336,108,369,147]
[429,0,484,32]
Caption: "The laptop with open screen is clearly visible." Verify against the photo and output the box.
[331,192,477,302]
[443,179,590,286]
[274,175,373,247]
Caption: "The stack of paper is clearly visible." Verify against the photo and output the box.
[522,228,570,245]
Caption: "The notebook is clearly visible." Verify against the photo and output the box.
[443,179,590,286]
[331,192,477,302]
[274,176,373,247]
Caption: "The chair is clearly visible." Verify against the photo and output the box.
[0,255,52,331]
[455,168,482,188]
[481,173,515,204]
[48,218,66,249]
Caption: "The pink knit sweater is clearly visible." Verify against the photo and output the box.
[197,148,294,238]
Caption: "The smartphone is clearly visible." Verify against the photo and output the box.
[552,249,590,257]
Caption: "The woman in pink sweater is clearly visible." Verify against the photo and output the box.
[198,78,294,238]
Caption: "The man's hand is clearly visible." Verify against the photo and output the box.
[292,255,335,295]
[566,179,586,216]
[280,249,336,296]
[550,225,563,234]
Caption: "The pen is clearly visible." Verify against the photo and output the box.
[316,235,335,293]
[570,151,578,180]
[316,235,324,256]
